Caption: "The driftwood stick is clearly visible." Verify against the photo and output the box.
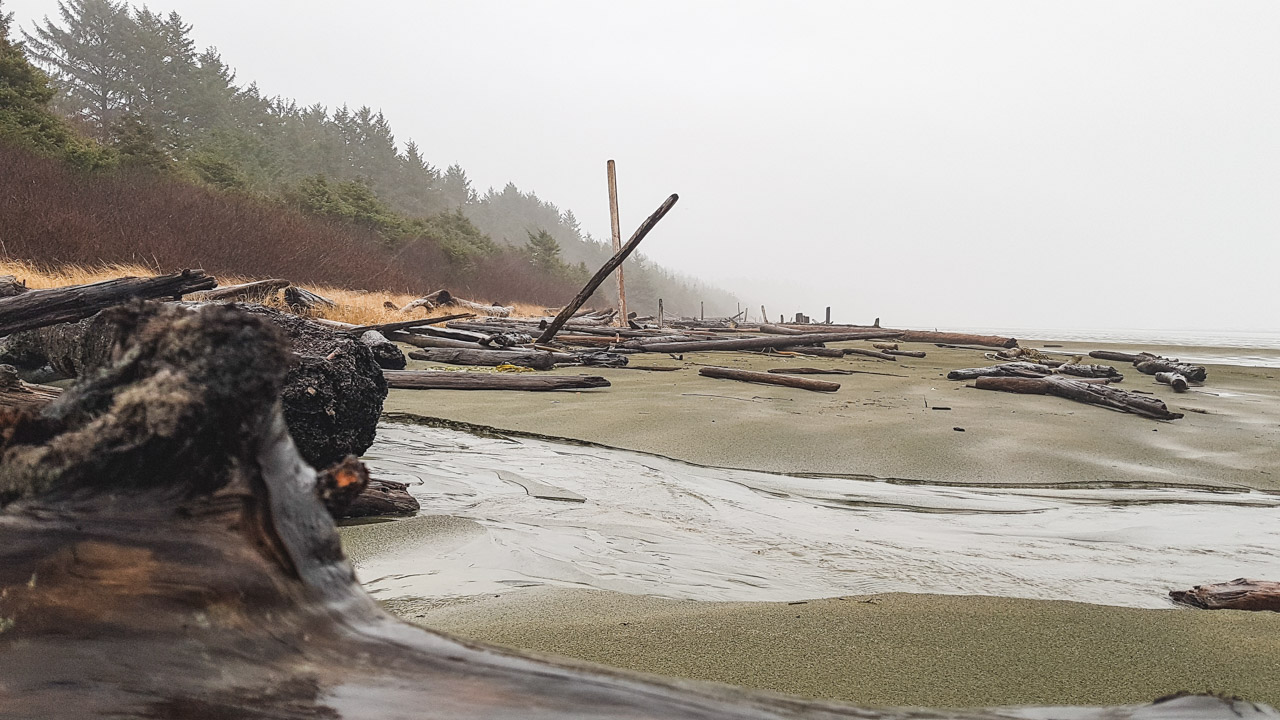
[385,369,609,391]
[699,366,840,392]
[844,348,897,361]
[884,349,926,358]
[537,193,679,343]
[638,331,902,354]
[1170,578,1280,611]
[767,367,854,375]
[0,269,216,337]
[1089,350,1145,363]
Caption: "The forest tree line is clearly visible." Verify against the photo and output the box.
[0,0,738,315]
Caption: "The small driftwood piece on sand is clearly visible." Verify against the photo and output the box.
[699,366,840,392]
[1089,350,1145,363]
[1135,358,1207,383]
[786,346,844,358]
[0,268,216,336]
[537,193,679,344]
[844,347,897,361]
[191,278,290,303]
[338,478,421,518]
[1170,578,1280,611]
[284,286,336,312]
[884,349,926,358]
[768,367,854,375]
[407,348,567,370]
[872,343,899,350]
[973,375,1183,420]
[1156,371,1189,392]
[385,369,609,391]
[0,364,61,411]
[0,304,1261,720]
[639,331,902,354]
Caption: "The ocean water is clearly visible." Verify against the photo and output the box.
[943,327,1280,368]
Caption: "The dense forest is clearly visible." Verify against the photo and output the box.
[0,0,738,314]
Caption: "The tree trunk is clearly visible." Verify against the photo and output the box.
[1155,372,1189,392]
[1135,359,1207,383]
[0,269,216,337]
[973,375,1183,420]
[1089,350,1144,363]
[699,366,840,392]
[385,369,610,391]
[284,286,336,313]
[948,362,1053,381]
[844,348,898,361]
[345,312,474,336]
[1170,578,1280,611]
[767,367,854,375]
[884,350,926,358]
[0,302,1255,719]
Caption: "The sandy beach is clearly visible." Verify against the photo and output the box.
[348,334,1280,708]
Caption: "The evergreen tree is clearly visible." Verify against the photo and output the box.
[524,229,563,273]
[23,0,134,136]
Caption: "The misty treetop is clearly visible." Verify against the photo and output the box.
[6,0,737,316]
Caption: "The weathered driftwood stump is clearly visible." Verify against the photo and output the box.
[0,290,1263,720]
[1170,579,1280,611]
[0,302,386,470]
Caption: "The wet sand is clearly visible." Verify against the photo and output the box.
[384,339,1280,491]
[359,335,1280,708]
[399,587,1280,708]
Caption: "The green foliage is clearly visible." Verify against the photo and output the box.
[422,208,495,264]
[0,0,112,168]
[109,113,172,172]
[524,229,563,273]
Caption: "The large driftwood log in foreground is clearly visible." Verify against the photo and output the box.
[537,193,679,344]
[700,366,840,392]
[0,304,1261,719]
[639,331,902,354]
[1170,579,1280,611]
[973,376,1183,420]
[0,268,215,336]
[385,369,609,391]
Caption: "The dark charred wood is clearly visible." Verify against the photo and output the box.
[385,369,610,391]
[537,194,679,343]
[638,331,903,354]
[1170,578,1280,611]
[699,366,840,392]
[0,268,216,337]
[408,348,568,370]
[1135,359,1207,383]
[360,330,407,370]
[0,302,1259,719]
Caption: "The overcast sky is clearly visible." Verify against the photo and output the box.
[9,1,1278,331]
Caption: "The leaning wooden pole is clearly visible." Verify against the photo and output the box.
[607,160,628,327]
[537,193,678,344]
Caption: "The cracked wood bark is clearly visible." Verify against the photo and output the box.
[0,302,1259,719]
[0,269,216,336]
[538,194,679,344]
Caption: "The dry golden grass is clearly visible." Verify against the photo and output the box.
[0,260,550,325]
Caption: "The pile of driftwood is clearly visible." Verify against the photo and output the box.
[0,301,1263,719]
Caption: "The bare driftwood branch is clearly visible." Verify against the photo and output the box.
[699,366,840,392]
[0,269,216,337]
[0,302,1257,719]
[538,193,679,344]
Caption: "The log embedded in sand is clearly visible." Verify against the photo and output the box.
[786,346,845,358]
[973,375,1183,420]
[699,366,840,392]
[1155,371,1189,392]
[0,302,1256,719]
[385,369,609,391]
[407,348,565,370]
[639,331,902,354]
[1170,578,1280,611]
[844,347,897,361]
[948,362,1053,381]
[0,268,216,336]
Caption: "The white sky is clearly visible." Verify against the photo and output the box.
[8,1,1279,331]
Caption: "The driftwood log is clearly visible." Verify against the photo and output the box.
[1170,579,1280,611]
[408,348,565,370]
[1089,350,1145,363]
[385,369,610,391]
[780,325,1017,349]
[0,303,1256,720]
[948,362,1053,381]
[344,312,474,336]
[1155,371,1189,392]
[0,275,29,297]
[844,348,897,361]
[284,286,336,313]
[0,268,216,336]
[639,331,902,354]
[699,366,840,392]
[973,376,1183,420]
[767,367,854,375]
[360,330,407,370]
[1054,363,1122,380]
[1135,358,1207,383]
[190,277,290,303]
[785,346,845,358]
[884,350,925,358]
[339,478,421,518]
[537,193,679,343]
